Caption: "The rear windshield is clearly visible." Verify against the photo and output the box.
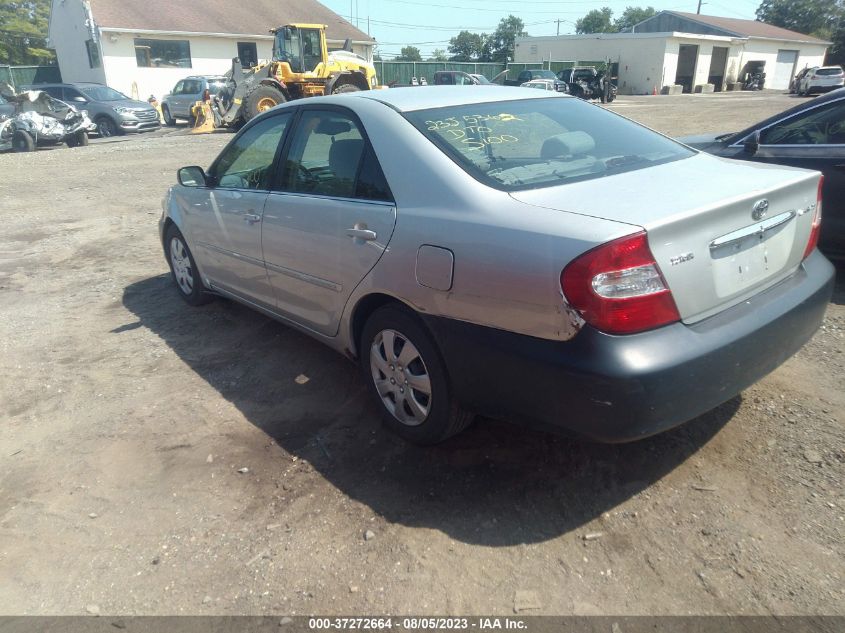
[530,70,556,80]
[816,67,843,76]
[404,96,694,191]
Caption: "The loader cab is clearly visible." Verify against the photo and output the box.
[272,24,328,74]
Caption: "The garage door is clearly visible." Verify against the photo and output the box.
[771,50,798,90]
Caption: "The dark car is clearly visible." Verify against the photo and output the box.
[161,76,228,125]
[789,67,811,94]
[28,82,160,136]
[679,88,845,259]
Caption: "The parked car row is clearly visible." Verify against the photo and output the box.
[790,66,844,96]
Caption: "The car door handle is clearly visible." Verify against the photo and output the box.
[243,213,261,224]
[346,227,377,241]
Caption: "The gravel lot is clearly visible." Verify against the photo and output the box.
[0,90,842,616]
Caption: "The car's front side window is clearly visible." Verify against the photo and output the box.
[760,101,845,145]
[173,81,184,95]
[213,113,291,190]
[279,110,378,200]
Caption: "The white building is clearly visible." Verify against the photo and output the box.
[515,11,830,95]
[48,0,375,101]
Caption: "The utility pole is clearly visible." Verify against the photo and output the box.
[556,19,562,36]
[697,0,706,14]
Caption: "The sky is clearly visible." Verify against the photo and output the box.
[318,0,764,58]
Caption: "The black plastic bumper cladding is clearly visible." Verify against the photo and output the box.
[422,251,835,442]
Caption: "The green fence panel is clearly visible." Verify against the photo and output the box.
[0,65,62,90]
[374,61,507,86]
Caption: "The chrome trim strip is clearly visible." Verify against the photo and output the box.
[197,241,265,268]
[709,210,796,250]
[198,241,342,292]
[265,260,343,292]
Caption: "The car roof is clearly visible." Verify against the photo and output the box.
[727,87,845,143]
[349,85,565,112]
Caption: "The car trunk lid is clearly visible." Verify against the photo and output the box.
[510,153,821,324]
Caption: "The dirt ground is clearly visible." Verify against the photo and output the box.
[0,90,842,616]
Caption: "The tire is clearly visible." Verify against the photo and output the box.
[243,85,286,122]
[361,305,473,445]
[66,130,88,148]
[96,116,119,137]
[164,224,213,306]
[12,130,34,152]
[162,104,175,127]
[332,83,361,95]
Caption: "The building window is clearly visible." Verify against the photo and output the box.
[237,42,258,68]
[85,39,101,68]
[134,38,192,68]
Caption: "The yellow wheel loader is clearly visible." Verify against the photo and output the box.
[216,24,379,127]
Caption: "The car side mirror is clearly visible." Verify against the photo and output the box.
[178,166,208,187]
[743,130,760,156]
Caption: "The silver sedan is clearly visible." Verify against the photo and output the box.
[160,86,834,444]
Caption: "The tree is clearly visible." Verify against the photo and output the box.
[755,0,841,38]
[396,46,422,62]
[487,15,527,63]
[428,49,448,61]
[575,7,616,34]
[614,6,656,31]
[0,0,55,65]
[448,30,486,61]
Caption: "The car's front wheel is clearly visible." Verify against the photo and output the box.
[164,225,213,306]
[162,105,176,126]
[12,130,34,152]
[361,305,473,444]
[96,116,120,137]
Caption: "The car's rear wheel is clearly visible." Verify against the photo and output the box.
[164,225,213,306]
[361,305,473,444]
[12,130,34,152]
[162,105,175,126]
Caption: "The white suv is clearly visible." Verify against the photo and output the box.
[798,66,844,96]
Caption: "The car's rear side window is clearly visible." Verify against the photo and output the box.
[404,97,694,191]
[277,109,393,202]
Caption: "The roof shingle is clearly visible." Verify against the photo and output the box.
[89,0,373,42]
[667,11,829,44]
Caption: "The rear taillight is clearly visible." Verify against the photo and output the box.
[561,232,680,335]
[803,175,824,259]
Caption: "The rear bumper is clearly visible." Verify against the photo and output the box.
[807,84,843,93]
[423,251,835,442]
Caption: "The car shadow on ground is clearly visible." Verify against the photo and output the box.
[123,274,739,546]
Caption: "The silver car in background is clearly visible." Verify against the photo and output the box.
[160,87,834,445]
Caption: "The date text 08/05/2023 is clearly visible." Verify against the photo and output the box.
[308,617,528,630]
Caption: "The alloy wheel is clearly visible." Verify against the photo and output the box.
[169,236,194,296]
[369,329,431,426]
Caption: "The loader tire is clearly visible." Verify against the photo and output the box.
[243,85,286,122]
[332,83,361,94]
